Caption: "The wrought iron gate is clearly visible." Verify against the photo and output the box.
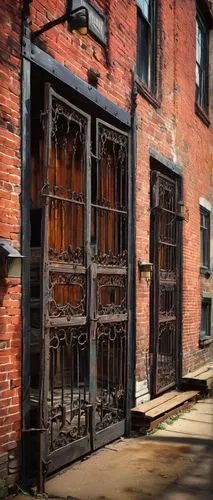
[39,84,129,483]
[150,170,181,396]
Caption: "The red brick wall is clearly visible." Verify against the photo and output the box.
[135,0,213,400]
[0,0,22,493]
[30,0,136,112]
[0,0,212,490]
[29,0,213,400]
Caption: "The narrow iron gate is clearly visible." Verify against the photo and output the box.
[39,85,129,485]
[150,170,181,397]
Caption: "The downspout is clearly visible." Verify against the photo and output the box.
[173,0,183,386]
[21,0,32,489]
[126,67,137,434]
[131,68,137,408]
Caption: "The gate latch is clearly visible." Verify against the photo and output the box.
[90,317,98,339]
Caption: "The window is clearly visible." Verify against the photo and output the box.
[137,0,156,93]
[200,207,210,269]
[196,10,209,113]
[200,298,211,341]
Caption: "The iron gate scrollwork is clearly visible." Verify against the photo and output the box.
[39,85,91,484]
[38,86,129,483]
[97,274,127,316]
[91,120,129,449]
[49,272,86,319]
[48,326,90,452]
[96,322,127,432]
[151,170,181,396]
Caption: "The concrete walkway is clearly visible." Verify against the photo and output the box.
[43,395,213,500]
[15,394,213,500]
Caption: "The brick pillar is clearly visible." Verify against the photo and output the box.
[0,1,22,495]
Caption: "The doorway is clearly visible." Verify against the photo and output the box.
[150,167,182,397]
[29,80,130,482]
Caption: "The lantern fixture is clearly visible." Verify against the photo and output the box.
[31,6,88,41]
[138,260,153,282]
[177,200,185,220]
[0,240,24,278]
[177,200,189,221]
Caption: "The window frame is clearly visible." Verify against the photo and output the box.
[200,206,210,272]
[195,7,209,115]
[136,0,157,97]
[200,297,211,343]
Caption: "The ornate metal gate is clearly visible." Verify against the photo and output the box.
[39,85,129,484]
[150,170,181,396]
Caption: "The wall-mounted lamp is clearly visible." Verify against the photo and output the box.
[31,6,88,41]
[177,200,189,222]
[0,240,24,279]
[68,6,88,35]
[138,260,153,282]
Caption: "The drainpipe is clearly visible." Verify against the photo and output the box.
[21,0,32,490]
[126,68,137,435]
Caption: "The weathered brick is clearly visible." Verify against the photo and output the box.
[0,0,212,490]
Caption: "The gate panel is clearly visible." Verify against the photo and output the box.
[38,89,129,484]
[91,121,129,448]
[39,85,91,482]
[151,171,180,396]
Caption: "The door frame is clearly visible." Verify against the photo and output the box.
[21,36,135,488]
[149,154,183,398]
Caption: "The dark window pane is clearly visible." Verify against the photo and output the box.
[200,227,204,265]
[203,231,207,266]
[201,299,211,339]
[200,209,210,268]
[137,13,149,85]
[137,0,156,92]
[196,13,208,111]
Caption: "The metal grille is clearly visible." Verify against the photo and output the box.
[151,171,180,395]
[39,88,91,478]
[48,327,90,452]
[92,121,128,266]
[96,322,127,431]
[44,94,87,265]
[92,121,128,441]
[35,87,129,484]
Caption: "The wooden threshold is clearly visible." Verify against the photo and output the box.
[180,365,213,392]
[131,389,199,435]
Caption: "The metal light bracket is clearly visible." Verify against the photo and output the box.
[31,6,89,41]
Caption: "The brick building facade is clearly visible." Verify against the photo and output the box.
[0,0,212,495]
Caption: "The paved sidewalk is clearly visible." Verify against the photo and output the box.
[45,395,213,500]
[16,394,213,500]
